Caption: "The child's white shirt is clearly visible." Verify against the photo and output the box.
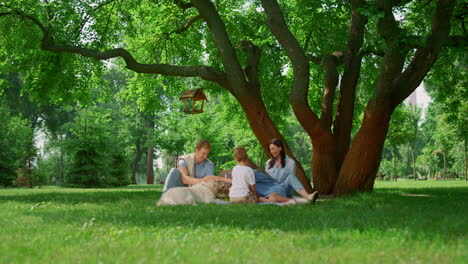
[229,165,255,197]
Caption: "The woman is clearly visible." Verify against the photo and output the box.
[244,158,295,204]
[245,138,318,204]
[264,138,318,202]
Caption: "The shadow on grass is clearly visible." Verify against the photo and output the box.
[1,185,467,240]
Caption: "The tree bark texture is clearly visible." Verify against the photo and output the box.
[146,146,154,185]
[146,118,155,185]
[333,0,368,172]
[334,105,392,195]
[131,144,142,184]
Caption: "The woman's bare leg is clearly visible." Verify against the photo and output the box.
[268,193,295,204]
[298,188,310,199]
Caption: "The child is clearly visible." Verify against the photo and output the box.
[229,147,257,204]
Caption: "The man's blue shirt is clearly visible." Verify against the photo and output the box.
[178,158,214,178]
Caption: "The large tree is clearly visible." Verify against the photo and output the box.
[1,0,465,195]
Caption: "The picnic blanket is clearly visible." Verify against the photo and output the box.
[215,196,309,206]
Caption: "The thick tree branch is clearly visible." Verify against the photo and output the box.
[321,54,341,129]
[332,0,368,170]
[392,0,456,107]
[370,0,406,108]
[45,45,229,87]
[237,40,261,88]
[190,0,249,94]
[0,9,229,89]
[261,0,324,138]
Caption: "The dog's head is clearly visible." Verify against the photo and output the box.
[216,181,231,192]
[214,181,231,199]
[199,181,219,193]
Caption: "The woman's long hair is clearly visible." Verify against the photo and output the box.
[268,138,286,169]
[245,158,265,172]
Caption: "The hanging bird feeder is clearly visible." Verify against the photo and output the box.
[179,88,207,114]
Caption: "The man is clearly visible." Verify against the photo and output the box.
[162,140,231,193]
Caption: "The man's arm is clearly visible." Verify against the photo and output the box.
[178,166,203,185]
[178,166,223,185]
[219,177,232,184]
[203,160,232,183]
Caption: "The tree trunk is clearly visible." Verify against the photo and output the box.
[311,136,338,194]
[146,146,154,184]
[412,147,416,180]
[60,137,64,182]
[442,152,446,180]
[334,106,391,195]
[131,144,142,184]
[465,139,467,181]
[237,94,313,193]
[146,118,155,185]
[392,146,397,181]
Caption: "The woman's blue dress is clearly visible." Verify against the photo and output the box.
[254,170,290,198]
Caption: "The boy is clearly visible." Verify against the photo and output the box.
[229,147,257,204]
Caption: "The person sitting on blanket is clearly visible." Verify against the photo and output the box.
[244,158,297,204]
[162,140,232,193]
[229,147,257,204]
[245,138,319,204]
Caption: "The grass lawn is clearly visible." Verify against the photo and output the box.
[0,180,466,263]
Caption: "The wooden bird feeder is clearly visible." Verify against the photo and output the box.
[179,88,207,114]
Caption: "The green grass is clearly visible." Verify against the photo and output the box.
[1,181,467,263]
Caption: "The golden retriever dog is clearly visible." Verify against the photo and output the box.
[156,181,221,206]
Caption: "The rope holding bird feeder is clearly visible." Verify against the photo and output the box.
[179,88,207,114]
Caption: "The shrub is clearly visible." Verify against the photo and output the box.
[62,107,131,187]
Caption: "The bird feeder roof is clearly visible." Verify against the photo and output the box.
[179,88,207,101]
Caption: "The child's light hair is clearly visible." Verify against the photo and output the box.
[234,147,248,162]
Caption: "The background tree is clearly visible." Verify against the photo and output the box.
[379,104,421,180]
[425,48,467,180]
[0,101,36,186]
[1,0,465,195]
[62,106,131,187]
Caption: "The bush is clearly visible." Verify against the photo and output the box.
[0,103,36,187]
[62,107,131,187]
[29,158,53,187]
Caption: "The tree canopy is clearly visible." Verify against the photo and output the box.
[1,0,466,194]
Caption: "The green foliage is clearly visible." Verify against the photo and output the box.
[417,101,464,178]
[381,104,421,178]
[425,49,467,144]
[1,0,465,186]
[62,106,131,187]
[0,102,36,186]
[28,157,52,187]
